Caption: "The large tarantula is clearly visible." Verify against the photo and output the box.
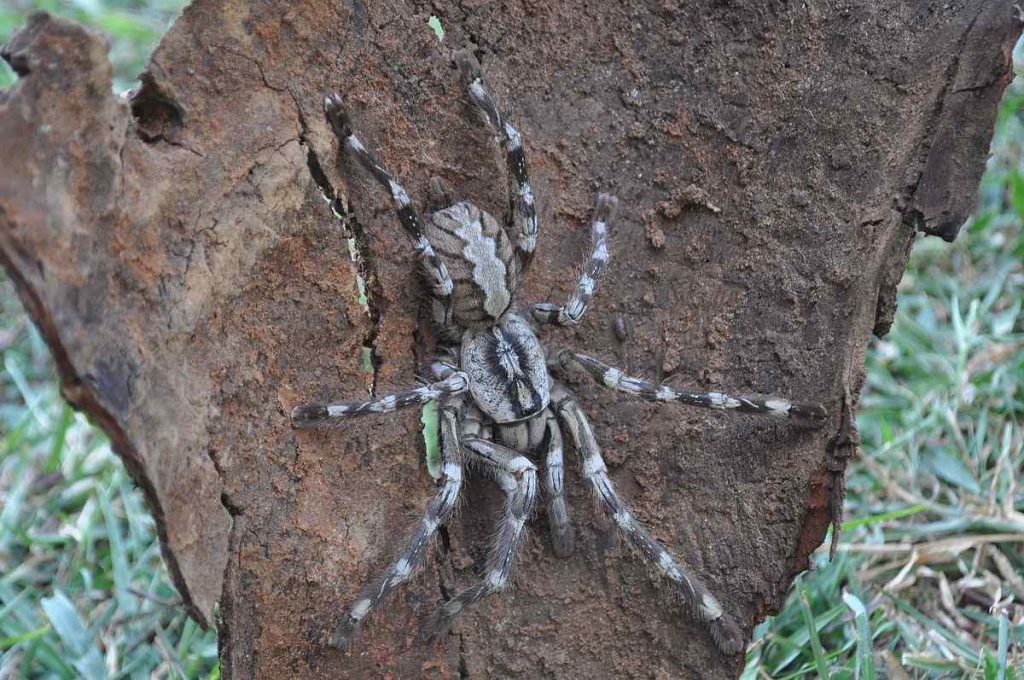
[292,50,827,655]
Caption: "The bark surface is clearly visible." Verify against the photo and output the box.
[0,2,1018,677]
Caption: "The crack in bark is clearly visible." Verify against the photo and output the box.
[458,635,469,679]
[213,44,287,94]
[824,383,861,558]
[294,97,383,394]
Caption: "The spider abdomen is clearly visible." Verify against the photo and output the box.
[462,312,550,423]
[425,202,518,328]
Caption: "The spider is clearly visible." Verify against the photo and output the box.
[292,49,828,656]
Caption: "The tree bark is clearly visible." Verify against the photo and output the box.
[1,2,1017,677]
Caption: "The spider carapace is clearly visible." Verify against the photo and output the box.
[292,49,828,656]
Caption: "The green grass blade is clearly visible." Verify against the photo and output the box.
[997,610,1008,680]
[799,587,831,679]
[841,591,874,680]
[97,484,136,615]
[0,624,49,650]
[45,403,74,473]
[840,504,928,532]
[39,591,105,680]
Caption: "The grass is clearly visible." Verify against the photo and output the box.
[0,3,219,678]
[0,279,219,679]
[743,47,1024,679]
[1,3,1022,678]
[0,0,184,91]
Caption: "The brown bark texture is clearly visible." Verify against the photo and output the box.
[0,2,1019,677]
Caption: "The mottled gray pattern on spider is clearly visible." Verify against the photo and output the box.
[292,49,828,656]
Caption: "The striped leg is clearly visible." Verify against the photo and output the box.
[290,371,469,429]
[453,50,538,275]
[532,194,618,326]
[430,436,537,637]
[491,409,573,556]
[556,350,828,427]
[550,383,745,655]
[330,398,465,648]
[323,94,454,300]
[541,409,575,557]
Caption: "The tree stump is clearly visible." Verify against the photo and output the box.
[1,2,1018,677]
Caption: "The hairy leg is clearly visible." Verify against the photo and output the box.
[540,409,575,556]
[533,194,618,327]
[430,433,537,637]
[291,371,469,428]
[554,349,828,427]
[494,410,575,557]
[323,94,454,301]
[453,49,538,278]
[551,382,745,655]
[330,398,466,648]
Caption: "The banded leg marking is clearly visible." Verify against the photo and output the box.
[331,400,465,649]
[557,350,828,427]
[551,383,745,655]
[431,436,537,636]
[453,50,538,274]
[541,410,575,557]
[291,372,469,428]
[323,94,454,299]
[533,194,618,326]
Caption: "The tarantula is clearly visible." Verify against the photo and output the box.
[292,50,828,655]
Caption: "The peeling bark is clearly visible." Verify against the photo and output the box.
[1,3,1018,678]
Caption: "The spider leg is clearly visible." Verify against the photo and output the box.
[330,397,466,649]
[430,435,537,637]
[453,49,538,277]
[532,194,618,326]
[323,94,454,301]
[554,349,828,427]
[550,382,745,655]
[541,408,575,557]
[483,409,573,556]
[291,371,469,428]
